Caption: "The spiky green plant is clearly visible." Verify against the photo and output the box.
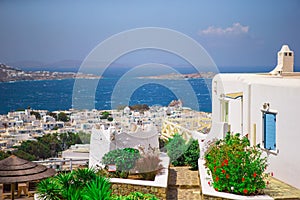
[36,178,61,200]
[37,168,111,200]
[82,176,111,200]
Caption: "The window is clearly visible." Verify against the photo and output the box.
[289,52,292,56]
[284,52,288,56]
[263,112,276,150]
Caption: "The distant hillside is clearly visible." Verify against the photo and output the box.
[0,63,100,82]
[7,60,82,72]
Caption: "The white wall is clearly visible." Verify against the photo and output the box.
[250,81,300,189]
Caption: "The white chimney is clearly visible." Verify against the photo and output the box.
[270,45,294,75]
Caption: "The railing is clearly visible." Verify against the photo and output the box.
[33,158,89,171]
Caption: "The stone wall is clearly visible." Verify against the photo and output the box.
[111,183,167,199]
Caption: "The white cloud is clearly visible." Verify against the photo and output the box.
[199,23,249,36]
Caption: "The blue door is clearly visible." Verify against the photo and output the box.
[264,113,276,150]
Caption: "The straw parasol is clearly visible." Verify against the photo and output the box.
[0,155,56,200]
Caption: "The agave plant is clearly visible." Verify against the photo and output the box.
[73,168,97,187]
[55,172,78,199]
[82,176,111,200]
[37,168,111,200]
[36,178,61,200]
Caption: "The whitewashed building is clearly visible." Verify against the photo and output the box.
[209,45,300,189]
[89,121,159,168]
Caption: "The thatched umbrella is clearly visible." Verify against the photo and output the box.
[0,155,56,200]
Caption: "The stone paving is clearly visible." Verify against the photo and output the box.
[167,166,201,200]
[265,177,300,199]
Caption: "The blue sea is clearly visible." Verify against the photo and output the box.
[1,65,288,115]
[0,76,212,114]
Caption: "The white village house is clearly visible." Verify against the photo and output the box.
[209,44,300,189]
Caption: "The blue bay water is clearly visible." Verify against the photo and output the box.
[0,77,212,114]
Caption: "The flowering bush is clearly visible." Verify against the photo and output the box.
[204,133,268,195]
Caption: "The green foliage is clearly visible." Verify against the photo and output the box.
[13,150,36,161]
[184,139,200,170]
[30,111,41,120]
[17,140,50,160]
[83,176,111,200]
[107,117,114,122]
[37,168,111,200]
[204,133,268,195]
[100,111,110,119]
[37,178,61,200]
[0,151,10,160]
[16,132,82,160]
[57,112,70,122]
[47,112,57,119]
[112,192,159,200]
[166,134,187,166]
[102,148,140,178]
[166,134,200,169]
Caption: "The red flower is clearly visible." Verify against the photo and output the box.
[222,169,226,174]
[215,176,219,182]
[208,181,211,185]
[221,162,224,167]
[253,172,257,178]
[271,172,274,176]
[226,174,230,179]
[214,166,216,172]
[243,189,248,194]
[242,177,245,182]
[215,188,218,191]
[224,159,228,165]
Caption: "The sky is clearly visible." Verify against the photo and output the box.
[0,0,300,70]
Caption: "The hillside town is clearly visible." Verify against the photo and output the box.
[0,100,211,153]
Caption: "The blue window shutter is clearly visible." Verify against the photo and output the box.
[264,113,276,150]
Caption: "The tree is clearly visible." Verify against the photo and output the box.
[0,150,10,160]
[13,150,36,161]
[100,111,110,119]
[30,111,41,120]
[57,112,69,122]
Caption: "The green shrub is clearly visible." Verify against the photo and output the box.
[204,133,268,195]
[184,139,200,170]
[166,134,187,166]
[101,148,140,178]
[166,134,200,169]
